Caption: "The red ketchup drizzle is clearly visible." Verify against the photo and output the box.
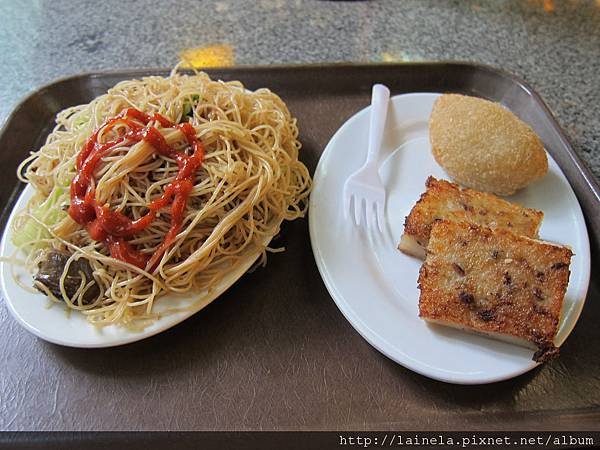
[68,108,205,271]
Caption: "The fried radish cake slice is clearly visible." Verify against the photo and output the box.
[418,221,572,362]
[399,177,543,259]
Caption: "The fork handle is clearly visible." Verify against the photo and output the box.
[366,84,391,165]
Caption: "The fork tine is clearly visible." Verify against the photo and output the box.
[365,201,374,232]
[375,201,384,233]
[343,189,351,220]
[348,194,356,224]
[353,196,363,226]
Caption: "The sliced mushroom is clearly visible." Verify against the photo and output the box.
[34,250,100,305]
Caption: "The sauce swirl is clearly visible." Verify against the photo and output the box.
[68,108,205,271]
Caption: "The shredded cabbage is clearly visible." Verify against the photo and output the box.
[12,186,67,249]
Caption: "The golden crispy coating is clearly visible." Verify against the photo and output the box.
[429,94,548,196]
[398,177,543,259]
[418,221,572,362]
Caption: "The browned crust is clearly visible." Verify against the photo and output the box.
[401,177,543,254]
[418,221,572,361]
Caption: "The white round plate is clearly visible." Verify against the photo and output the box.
[0,186,269,348]
[309,93,591,384]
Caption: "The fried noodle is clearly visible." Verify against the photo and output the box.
[12,68,311,326]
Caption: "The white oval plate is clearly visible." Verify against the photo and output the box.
[1,185,269,348]
[309,93,591,384]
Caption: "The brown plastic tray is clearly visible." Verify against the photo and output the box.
[0,63,599,432]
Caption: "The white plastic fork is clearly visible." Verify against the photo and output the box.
[343,83,390,232]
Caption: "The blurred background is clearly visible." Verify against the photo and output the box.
[0,0,598,178]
